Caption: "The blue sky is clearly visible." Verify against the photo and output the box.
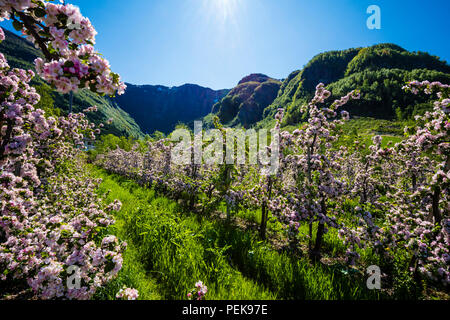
[2,0,449,89]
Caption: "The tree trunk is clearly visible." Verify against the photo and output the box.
[260,178,273,240]
[190,194,196,210]
[308,222,313,252]
[362,186,367,204]
[431,156,450,224]
[310,222,325,262]
[260,205,267,239]
[309,199,326,262]
[431,187,442,224]
[225,167,231,221]
[14,162,21,176]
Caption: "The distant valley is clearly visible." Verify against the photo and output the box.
[113,83,229,134]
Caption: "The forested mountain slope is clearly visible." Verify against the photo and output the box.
[262,43,450,126]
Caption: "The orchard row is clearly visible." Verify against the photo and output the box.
[98,81,449,290]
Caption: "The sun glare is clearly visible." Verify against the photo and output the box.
[204,0,239,23]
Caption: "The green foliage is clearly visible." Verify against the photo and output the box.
[345,44,450,76]
[264,48,361,121]
[150,131,166,141]
[34,83,61,117]
[390,252,423,300]
[282,67,450,125]
[87,134,147,162]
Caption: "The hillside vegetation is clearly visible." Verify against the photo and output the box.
[261,43,450,127]
[209,73,281,128]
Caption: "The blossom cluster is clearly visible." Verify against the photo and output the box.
[187,281,208,300]
[0,0,126,96]
[0,35,126,299]
[116,286,139,300]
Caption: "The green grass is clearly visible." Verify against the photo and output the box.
[90,165,274,300]
[341,117,412,136]
[89,165,388,300]
[91,167,162,300]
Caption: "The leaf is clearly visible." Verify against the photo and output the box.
[34,8,46,18]
[340,269,349,275]
[12,20,23,32]
[64,60,75,68]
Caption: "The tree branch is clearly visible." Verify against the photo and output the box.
[12,9,56,61]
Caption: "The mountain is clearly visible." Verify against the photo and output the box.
[6,25,449,136]
[0,28,229,136]
[263,43,450,126]
[0,29,144,138]
[208,73,282,128]
[113,83,229,134]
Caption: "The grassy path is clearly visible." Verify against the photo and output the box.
[89,165,276,300]
[90,165,386,300]
[90,165,163,300]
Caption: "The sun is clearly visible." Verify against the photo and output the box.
[204,0,239,23]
